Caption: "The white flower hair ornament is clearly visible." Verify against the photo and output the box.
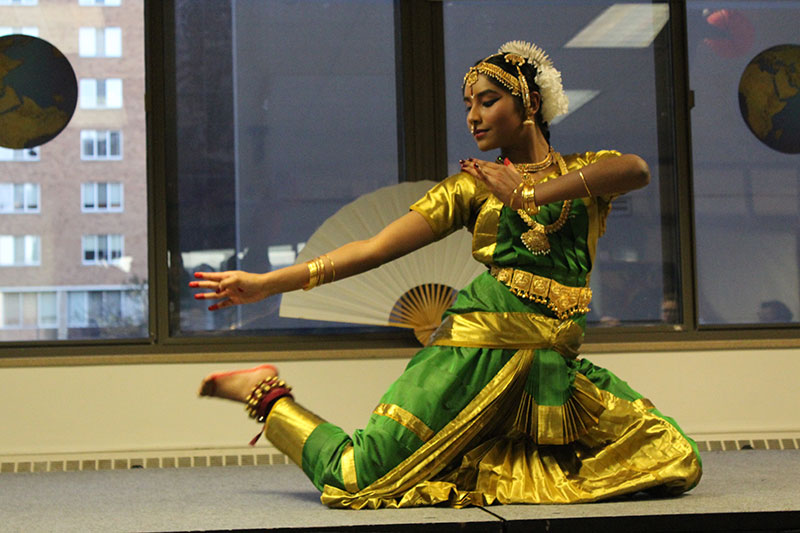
[498,40,569,125]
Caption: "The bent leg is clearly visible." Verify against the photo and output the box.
[265,346,516,493]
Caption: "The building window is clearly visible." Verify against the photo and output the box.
[0,235,41,266]
[67,289,144,328]
[80,130,122,160]
[0,183,40,213]
[79,78,123,109]
[79,27,121,57]
[82,234,123,264]
[1,291,56,329]
[0,147,40,161]
[0,26,38,37]
[82,182,123,212]
[78,0,120,5]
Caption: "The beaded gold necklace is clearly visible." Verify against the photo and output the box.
[516,152,571,255]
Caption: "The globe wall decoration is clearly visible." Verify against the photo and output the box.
[0,34,78,150]
[738,44,800,154]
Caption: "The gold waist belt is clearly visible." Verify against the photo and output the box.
[490,266,591,320]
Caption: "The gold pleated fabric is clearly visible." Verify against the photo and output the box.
[320,349,701,509]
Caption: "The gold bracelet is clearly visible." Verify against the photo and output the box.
[578,170,593,197]
[510,181,525,209]
[323,254,336,283]
[521,184,539,215]
[315,257,325,286]
[303,259,320,291]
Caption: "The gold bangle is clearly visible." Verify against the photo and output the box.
[521,184,539,215]
[323,254,335,283]
[510,181,525,209]
[578,170,593,197]
[303,259,320,291]
[315,257,325,286]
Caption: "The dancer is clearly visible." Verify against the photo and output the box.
[192,40,702,508]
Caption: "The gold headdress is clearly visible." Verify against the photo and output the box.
[463,40,568,125]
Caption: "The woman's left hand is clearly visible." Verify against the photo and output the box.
[459,157,522,208]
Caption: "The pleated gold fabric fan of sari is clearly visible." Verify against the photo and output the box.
[279,181,485,345]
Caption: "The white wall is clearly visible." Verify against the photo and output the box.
[1,347,799,460]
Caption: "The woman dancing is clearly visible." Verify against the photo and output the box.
[191,40,702,509]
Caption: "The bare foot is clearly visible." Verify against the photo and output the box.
[198,364,278,403]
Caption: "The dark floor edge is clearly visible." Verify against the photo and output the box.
[505,510,800,533]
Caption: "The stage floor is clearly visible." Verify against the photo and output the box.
[1,450,798,532]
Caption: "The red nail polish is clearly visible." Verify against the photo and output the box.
[194,294,203,299]
[188,281,198,287]
[208,304,219,311]
[194,272,202,278]
[504,157,512,166]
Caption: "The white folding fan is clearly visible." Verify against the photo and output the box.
[279,181,485,344]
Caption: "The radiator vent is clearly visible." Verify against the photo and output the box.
[695,437,799,452]
[1,450,290,474]
[2,438,798,474]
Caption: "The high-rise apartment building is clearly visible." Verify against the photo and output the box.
[0,0,146,341]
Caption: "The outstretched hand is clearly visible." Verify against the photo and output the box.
[459,157,522,208]
[190,271,269,311]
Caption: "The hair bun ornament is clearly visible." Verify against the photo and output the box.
[499,40,569,125]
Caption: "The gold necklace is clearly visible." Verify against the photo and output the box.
[517,152,572,255]
[496,146,554,174]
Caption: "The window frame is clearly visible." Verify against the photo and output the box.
[80,130,123,161]
[81,182,124,212]
[1,0,797,365]
[81,234,124,265]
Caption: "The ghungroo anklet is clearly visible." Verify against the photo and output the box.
[245,377,293,423]
[245,377,293,446]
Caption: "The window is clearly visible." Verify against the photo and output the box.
[0,27,38,36]
[1,291,56,329]
[82,182,123,212]
[2,0,798,356]
[79,27,121,57]
[0,0,37,6]
[0,0,145,344]
[0,147,40,161]
[82,234,123,265]
[441,2,679,327]
[0,235,40,266]
[170,0,399,335]
[67,289,145,331]
[81,130,122,160]
[688,1,800,325]
[0,183,40,213]
[80,78,123,109]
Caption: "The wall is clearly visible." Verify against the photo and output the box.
[1,347,799,464]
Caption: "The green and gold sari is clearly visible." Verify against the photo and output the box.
[264,151,702,508]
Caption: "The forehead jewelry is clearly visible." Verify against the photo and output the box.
[463,41,568,125]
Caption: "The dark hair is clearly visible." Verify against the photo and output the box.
[467,54,551,143]
[759,300,793,322]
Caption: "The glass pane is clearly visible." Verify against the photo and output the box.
[688,1,800,325]
[443,0,681,326]
[170,0,398,335]
[0,1,146,342]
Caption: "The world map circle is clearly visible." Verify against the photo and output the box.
[738,44,800,154]
[0,34,78,149]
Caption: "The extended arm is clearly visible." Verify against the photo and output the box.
[461,153,650,209]
[192,211,436,311]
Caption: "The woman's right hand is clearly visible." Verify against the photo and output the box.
[189,270,270,311]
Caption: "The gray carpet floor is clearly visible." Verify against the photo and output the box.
[0,450,798,532]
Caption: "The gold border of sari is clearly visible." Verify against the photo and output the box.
[320,348,536,509]
[428,311,584,359]
[374,403,435,443]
